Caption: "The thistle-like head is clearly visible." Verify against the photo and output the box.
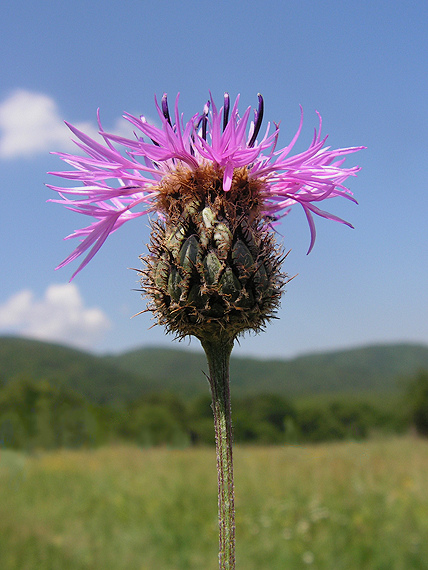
[48,93,364,340]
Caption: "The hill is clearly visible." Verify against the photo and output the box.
[108,342,428,398]
[1,336,428,402]
[0,336,157,403]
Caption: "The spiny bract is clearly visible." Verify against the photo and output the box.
[141,165,287,341]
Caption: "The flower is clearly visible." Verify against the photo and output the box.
[48,93,364,279]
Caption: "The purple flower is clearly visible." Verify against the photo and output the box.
[48,93,364,279]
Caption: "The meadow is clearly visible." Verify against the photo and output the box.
[1,437,428,570]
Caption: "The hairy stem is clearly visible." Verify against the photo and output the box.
[200,336,235,570]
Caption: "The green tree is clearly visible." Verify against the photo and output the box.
[297,406,345,443]
[233,394,296,444]
[0,411,26,449]
[407,370,428,436]
[0,375,99,449]
[187,394,215,445]
[127,404,187,446]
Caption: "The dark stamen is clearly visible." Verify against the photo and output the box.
[248,93,264,148]
[223,93,230,131]
[200,101,210,141]
[161,93,172,126]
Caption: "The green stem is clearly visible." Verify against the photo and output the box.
[200,336,236,570]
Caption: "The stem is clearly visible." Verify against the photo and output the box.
[200,336,235,570]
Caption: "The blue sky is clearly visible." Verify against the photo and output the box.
[0,0,427,359]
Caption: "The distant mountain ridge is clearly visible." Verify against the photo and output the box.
[1,336,428,402]
[109,342,428,397]
[0,337,153,403]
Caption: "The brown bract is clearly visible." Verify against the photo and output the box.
[154,164,265,222]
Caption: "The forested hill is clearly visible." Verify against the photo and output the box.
[1,336,428,402]
[0,337,156,403]
[107,343,428,397]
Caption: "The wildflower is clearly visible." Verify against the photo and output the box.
[48,92,363,570]
[49,93,363,340]
[49,94,362,275]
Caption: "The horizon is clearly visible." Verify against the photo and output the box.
[2,334,428,363]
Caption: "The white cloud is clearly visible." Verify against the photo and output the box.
[0,283,112,350]
[0,89,136,159]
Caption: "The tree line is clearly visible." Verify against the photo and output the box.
[1,371,427,450]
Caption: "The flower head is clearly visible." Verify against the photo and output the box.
[48,93,363,279]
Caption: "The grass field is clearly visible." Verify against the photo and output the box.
[1,437,428,569]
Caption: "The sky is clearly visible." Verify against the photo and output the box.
[0,0,427,360]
